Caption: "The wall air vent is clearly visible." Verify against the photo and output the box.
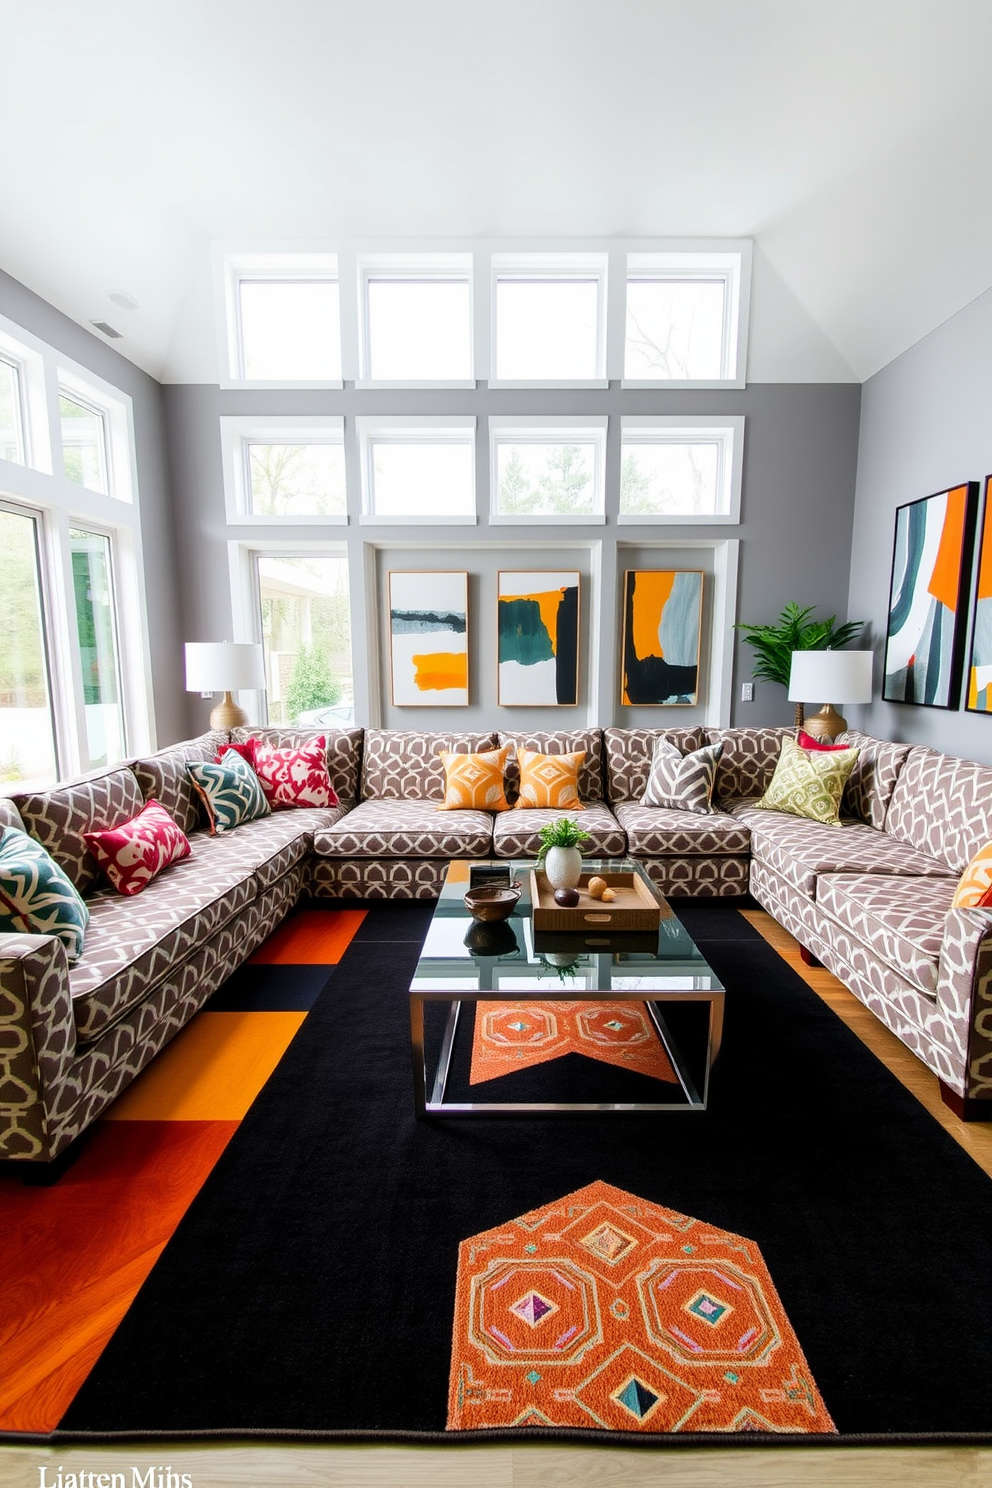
[90,320,123,339]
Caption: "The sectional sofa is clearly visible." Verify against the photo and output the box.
[2,721,991,1169]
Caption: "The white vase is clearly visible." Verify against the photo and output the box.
[544,845,582,890]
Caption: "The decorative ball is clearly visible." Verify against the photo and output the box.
[600,887,617,903]
[587,876,608,900]
[554,887,580,907]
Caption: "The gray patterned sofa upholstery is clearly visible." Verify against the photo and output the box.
[4,722,992,1165]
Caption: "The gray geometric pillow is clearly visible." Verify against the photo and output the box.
[641,739,723,814]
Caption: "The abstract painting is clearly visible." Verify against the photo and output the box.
[883,483,977,709]
[388,571,468,706]
[966,475,992,714]
[497,571,579,706]
[621,570,703,705]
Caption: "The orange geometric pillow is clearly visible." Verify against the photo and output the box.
[513,749,585,811]
[438,746,511,811]
[952,841,992,908]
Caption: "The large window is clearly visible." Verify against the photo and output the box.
[624,251,747,386]
[619,417,744,523]
[492,253,607,384]
[490,418,607,522]
[223,253,342,384]
[59,390,109,494]
[0,506,57,791]
[221,417,346,522]
[255,552,353,726]
[358,418,476,522]
[69,528,125,768]
[0,357,24,464]
[359,255,473,383]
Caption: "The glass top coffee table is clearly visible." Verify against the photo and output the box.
[410,858,724,1116]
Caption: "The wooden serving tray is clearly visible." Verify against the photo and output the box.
[529,869,665,933]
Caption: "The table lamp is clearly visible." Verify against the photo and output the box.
[185,642,266,730]
[788,650,873,741]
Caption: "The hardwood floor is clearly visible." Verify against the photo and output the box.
[2,908,990,1488]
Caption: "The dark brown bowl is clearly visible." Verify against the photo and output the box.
[463,881,522,922]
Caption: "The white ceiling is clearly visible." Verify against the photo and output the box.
[3,0,992,385]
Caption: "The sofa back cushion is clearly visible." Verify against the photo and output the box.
[603,727,708,803]
[131,731,229,837]
[498,729,605,803]
[0,796,25,834]
[13,765,146,896]
[706,727,794,803]
[362,731,498,800]
[834,730,912,829]
[885,745,992,871]
[232,726,363,804]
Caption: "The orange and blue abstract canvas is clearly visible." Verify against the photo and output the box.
[966,476,992,714]
[498,570,579,705]
[883,483,977,709]
[621,570,703,705]
[389,570,469,706]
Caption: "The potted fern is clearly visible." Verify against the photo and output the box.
[536,817,591,891]
[735,603,864,727]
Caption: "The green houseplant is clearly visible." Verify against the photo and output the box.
[735,604,865,727]
[536,817,591,891]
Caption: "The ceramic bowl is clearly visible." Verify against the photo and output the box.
[463,881,522,922]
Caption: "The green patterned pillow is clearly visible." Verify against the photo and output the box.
[0,826,90,961]
[187,752,270,834]
[755,736,859,826]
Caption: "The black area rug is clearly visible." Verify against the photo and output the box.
[54,900,992,1444]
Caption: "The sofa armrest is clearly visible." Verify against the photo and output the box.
[0,933,75,1160]
[936,908,992,1102]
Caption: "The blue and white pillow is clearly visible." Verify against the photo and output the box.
[187,752,271,834]
[0,826,90,962]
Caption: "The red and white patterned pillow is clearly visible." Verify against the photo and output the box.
[216,739,258,769]
[252,736,339,810]
[83,799,192,896]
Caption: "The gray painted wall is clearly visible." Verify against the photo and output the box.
[166,381,861,738]
[848,285,992,763]
[0,269,186,747]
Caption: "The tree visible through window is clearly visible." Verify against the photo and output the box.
[256,554,353,725]
[248,442,346,518]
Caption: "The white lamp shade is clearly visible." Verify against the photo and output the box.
[185,642,266,693]
[788,650,873,704]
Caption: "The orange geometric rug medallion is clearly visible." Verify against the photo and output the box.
[448,1180,835,1434]
[469,1002,677,1085]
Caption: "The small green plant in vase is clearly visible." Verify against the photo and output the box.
[536,817,591,892]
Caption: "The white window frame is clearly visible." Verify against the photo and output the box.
[356,252,475,389]
[356,416,477,526]
[215,248,343,390]
[490,252,609,388]
[618,416,745,525]
[489,416,608,525]
[57,366,135,505]
[622,244,752,389]
[220,416,348,526]
[0,354,26,466]
[57,382,110,497]
[0,325,51,474]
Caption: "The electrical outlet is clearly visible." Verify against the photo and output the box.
[741,682,754,701]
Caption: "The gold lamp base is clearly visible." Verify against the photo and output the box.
[802,704,847,742]
[208,691,249,731]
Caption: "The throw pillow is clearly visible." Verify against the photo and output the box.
[641,739,723,814]
[797,730,850,752]
[187,752,271,834]
[0,826,89,961]
[952,841,992,908]
[252,737,339,810]
[84,800,192,896]
[216,739,258,769]
[513,749,585,811]
[755,736,859,826]
[438,745,511,811]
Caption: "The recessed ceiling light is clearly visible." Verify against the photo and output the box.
[107,290,139,311]
[91,320,123,339]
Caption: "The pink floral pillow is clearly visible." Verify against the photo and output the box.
[252,736,339,810]
[84,800,192,896]
[216,740,258,768]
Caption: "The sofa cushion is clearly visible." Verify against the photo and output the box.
[816,872,958,998]
[952,840,992,908]
[83,800,192,896]
[492,802,626,859]
[187,753,271,834]
[251,736,339,810]
[498,729,605,802]
[0,826,90,961]
[512,748,585,810]
[68,849,256,1041]
[0,797,25,833]
[833,730,912,829]
[14,764,146,896]
[439,745,511,811]
[195,805,350,890]
[361,731,498,801]
[707,727,794,803]
[131,731,229,837]
[641,738,722,813]
[754,736,859,826]
[314,797,493,858]
[885,746,992,872]
[602,728,708,804]
[729,802,955,899]
[232,727,363,805]
[613,803,750,858]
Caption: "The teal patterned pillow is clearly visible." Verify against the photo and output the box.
[187,752,271,834]
[0,826,90,962]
